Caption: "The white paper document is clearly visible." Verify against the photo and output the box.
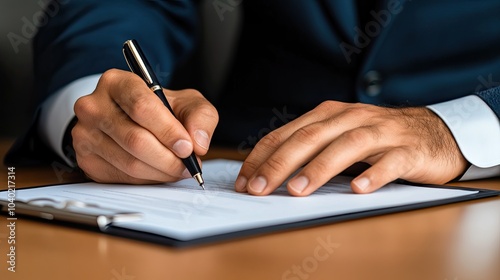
[10,160,479,241]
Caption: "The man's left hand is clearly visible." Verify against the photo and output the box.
[235,101,468,196]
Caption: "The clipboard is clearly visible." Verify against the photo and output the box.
[0,198,142,231]
[1,160,499,248]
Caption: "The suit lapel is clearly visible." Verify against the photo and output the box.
[321,0,359,45]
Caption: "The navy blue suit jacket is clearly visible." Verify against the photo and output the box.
[5,0,500,165]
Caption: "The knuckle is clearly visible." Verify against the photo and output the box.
[242,158,261,173]
[315,100,339,112]
[176,92,219,125]
[71,124,84,141]
[123,128,148,154]
[99,69,121,86]
[377,111,400,126]
[262,155,288,174]
[197,103,219,123]
[257,131,284,151]
[185,88,203,97]
[309,158,334,177]
[292,125,322,146]
[98,115,116,132]
[341,128,371,148]
[74,95,97,119]
[74,139,94,156]
[343,105,365,118]
[344,104,378,123]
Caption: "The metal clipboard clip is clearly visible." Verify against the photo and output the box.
[1,198,143,231]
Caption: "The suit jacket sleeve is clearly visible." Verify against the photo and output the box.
[34,0,200,99]
[476,86,500,119]
[4,0,200,166]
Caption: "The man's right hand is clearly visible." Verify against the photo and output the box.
[72,69,219,184]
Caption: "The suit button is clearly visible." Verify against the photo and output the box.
[363,70,382,96]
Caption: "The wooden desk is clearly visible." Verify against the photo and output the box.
[0,139,499,280]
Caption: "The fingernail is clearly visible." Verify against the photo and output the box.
[181,168,191,179]
[288,176,309,194]
[248,176,267,193]
[172,139,193,158]
[194,130,210,150]
[354,177,370,192]
[235,176,247,192]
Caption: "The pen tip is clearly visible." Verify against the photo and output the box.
[193,173,205,190]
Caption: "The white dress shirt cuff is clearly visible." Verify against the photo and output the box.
[38,74,102,167]
[427,95,500,180]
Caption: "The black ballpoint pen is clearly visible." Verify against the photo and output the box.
[122,39,205,190]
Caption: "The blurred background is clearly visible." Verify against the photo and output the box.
[0,1,39,138]
[0,0,241,140]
